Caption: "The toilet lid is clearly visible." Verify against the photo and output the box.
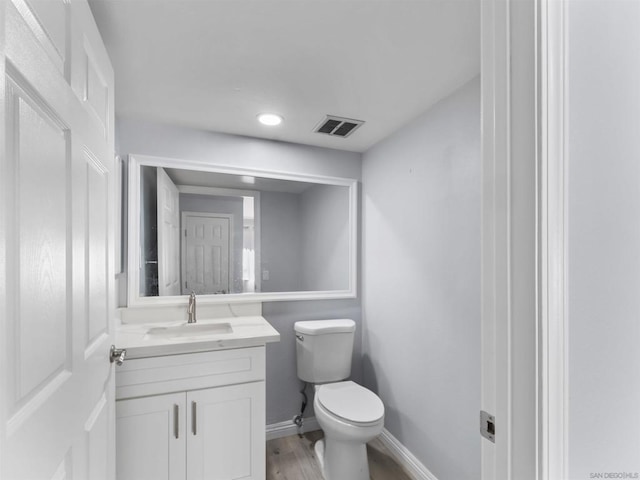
[317,381,384,424]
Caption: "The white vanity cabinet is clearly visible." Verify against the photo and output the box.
[115,346,266,480]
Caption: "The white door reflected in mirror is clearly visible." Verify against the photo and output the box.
[182,212,232,295]
[157,167,181,295]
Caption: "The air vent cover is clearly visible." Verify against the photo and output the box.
[314,115,365,138]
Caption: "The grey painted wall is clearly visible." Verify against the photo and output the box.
[362,77,480,480]
[117,118,362,425]
[117,118,362,179]
[568,2,640,477]
[260,191,302,293]
[300,184,350,291]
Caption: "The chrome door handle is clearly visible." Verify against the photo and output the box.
[109,345,126,365]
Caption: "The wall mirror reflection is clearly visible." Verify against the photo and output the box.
[128,155,357,306]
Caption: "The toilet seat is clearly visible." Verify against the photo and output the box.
[317,381,384,425]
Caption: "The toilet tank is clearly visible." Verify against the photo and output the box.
[294,319,356,383]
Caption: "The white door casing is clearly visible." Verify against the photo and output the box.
[537,0,568,478]
[182,212,233,295]
[481,0,511,475]
[0,0,115,479]
[481,0,566,479]
[157,167,181,296]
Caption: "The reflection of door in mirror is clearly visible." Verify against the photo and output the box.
[157,168,180,295]
[182,212,233,295]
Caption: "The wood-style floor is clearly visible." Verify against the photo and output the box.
[266,430,413,480]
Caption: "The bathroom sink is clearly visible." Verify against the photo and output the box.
[146,322,233,339]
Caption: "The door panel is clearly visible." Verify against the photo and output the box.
[9,78,70,406]
[51,454,72,480]
[84,394,109,480]
[183,213,231,295]
[83,36,109,136]
[11,0,69,76]
[86,149,109,348]
[1,0,115,479]
[116,393,187,480]
[157,167,181,296]
[187,383,264,480]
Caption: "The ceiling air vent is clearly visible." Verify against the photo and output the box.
[314,115,365,138]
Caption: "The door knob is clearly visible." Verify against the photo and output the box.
[110,345,126,365]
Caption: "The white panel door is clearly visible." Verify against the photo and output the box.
[186,382,265,480]
[116,393,186,480]
[182,212,232,295]
[157,167,181,296]
[0,1,115,479]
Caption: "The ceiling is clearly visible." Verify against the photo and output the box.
[165,167,315,194]
[89,0,480,153]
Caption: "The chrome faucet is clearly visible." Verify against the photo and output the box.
[187,291,197,323]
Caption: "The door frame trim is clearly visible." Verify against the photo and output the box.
[481,0,512,476]
[481,0,568,478]
[537,0,569,478]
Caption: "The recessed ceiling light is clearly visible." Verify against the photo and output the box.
[257,113,283,126]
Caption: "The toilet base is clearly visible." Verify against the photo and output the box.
[314,438,326,473]
[314,437,370,480]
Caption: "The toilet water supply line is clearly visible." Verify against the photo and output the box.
[293,382,308,435]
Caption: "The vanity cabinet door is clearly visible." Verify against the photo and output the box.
[186,382,265,480]
[116,393,187,480]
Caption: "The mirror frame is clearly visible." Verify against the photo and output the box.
[127,154,358,307]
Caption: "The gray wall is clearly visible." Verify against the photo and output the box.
[362,77,480,480]
[117,118,362,425]
[300,184,350,291]
[568,2,640,477]
[260,191,302,293]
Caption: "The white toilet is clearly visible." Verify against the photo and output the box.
[294,319,384,480]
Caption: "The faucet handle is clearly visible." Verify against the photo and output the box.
[187,291,197,323]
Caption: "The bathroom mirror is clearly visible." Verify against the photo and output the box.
[127,155,357,306]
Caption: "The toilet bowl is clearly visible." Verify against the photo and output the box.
[313,381,384,480]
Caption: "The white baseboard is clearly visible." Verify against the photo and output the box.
[378,428,439,480]
[266,416,320,441]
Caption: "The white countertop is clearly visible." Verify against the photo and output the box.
[116,315,280,359]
